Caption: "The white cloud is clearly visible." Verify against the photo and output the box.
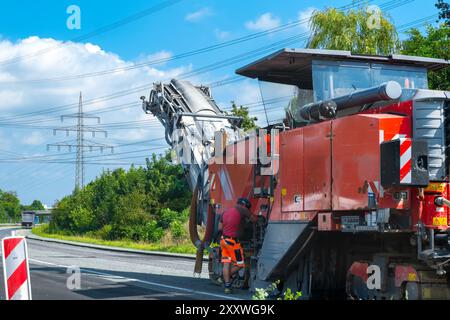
[185,7,213,22]
[214,29,231,40]
[0,130,11,151]
[245,13,281,31]
[137,50,173,66]
[22,131,45,145]
[0,90,24,108]
[298,7,318,32]
[0,37,193,148]
[215,79,261,109]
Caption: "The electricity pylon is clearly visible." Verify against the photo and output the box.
[48,92,114,190]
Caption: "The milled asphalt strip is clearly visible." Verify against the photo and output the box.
[26,234,208,261]
[29,258,242,300]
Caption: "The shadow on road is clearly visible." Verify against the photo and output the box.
[0,264,250,300]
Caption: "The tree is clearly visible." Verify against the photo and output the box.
[402,24,450,90]
[228,102,258,132]
[30,200,45,210]
[307,6,400,55]
[22,200,45,211]
[436,0,450,25]
[0,190,21,222]
[49,152,192,243]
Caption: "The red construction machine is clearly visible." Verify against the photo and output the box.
[142,49,450,299]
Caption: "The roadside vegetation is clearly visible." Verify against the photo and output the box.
[32,224,197,254]
[307,1,449,91]
[0,190,44,223]
[226,102,258,132]
[9,0,450,257]
[252,281,303,300]
[38,105,258,251]
[43,153,194,251]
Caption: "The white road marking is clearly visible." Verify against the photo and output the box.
[29,258,242,300]
[158,259,198,265]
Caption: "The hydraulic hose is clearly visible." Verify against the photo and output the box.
[189,185,215,274]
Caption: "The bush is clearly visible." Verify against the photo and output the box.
[48,152,193,244]
[144,221,165,242]
[180,207,190,222]
[252,281,302,300]
[96,224,113,240]
[170,220,187,241]
[158,208,180,229]
[71,207,94,233]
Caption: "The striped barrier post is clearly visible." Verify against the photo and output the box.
[1,236,32,300]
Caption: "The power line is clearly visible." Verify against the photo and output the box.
[0,8,438,169]
[0,0,374,84]
[47,93,114,190]
[0,0,184,68]
[0,137,166,162]
[0,0,419,123]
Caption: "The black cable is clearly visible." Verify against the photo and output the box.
[0,0,373,84]
[0,0,418,122]
[0,0,184,68]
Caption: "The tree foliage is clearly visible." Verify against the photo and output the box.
[21,200,45,211]
[0,190,21,223]
[50,153,192,243]
[436,0,450,25]
[402,23,450,90]
[228,102,258,132]
[307,6,400,55]
[305,3,449,91]
[0,192,46,223]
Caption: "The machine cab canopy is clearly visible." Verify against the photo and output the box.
[236,49,449,125]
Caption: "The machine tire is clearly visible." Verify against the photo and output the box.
[404,282,421,300]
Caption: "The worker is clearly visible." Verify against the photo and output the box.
[218,197,257,294]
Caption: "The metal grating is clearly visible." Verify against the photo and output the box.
[413,99,446,181]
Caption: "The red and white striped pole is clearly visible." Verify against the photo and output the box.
[1,236,32,300]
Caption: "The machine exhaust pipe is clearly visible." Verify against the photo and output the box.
[296,81,403,123]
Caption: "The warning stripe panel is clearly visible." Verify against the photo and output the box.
[400,139,412,156]
[11,280,30,300]
[400,159,412,182]
[400,145,412,169]
[400,139,412,184]
[3,238,23,260]
[5,240,26,279]
[7,260,28,300]
[401,171,412,184]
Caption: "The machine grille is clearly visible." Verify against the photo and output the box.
[413,99,446,181]
[445,99,450,179]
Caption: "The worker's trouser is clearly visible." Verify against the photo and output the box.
[220,236,245,267]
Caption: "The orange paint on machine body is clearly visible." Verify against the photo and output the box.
[208,137,271,219]
[209,110,444,233]
[143,49,450,298]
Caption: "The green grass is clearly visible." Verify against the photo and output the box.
[32,224,198,255]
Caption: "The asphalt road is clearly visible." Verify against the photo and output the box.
[0,228,251,300]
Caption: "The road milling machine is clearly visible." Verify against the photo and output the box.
[142,49,450,299]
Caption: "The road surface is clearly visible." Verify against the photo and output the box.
[0,228,251,300]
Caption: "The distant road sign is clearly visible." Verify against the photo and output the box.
[1,237,32,300]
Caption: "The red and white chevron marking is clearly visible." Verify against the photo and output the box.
[379,131,411,184]
[1,237,32,300]
[399,138,412,184]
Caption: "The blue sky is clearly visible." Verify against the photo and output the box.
[0,0,441,206]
